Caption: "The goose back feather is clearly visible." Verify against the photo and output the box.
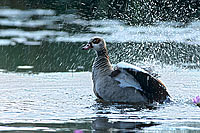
[82,37,170,104]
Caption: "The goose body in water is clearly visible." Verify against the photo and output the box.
[82,37,170,104]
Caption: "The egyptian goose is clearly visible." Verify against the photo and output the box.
[82,37,170,104]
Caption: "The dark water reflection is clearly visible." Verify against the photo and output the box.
[0,117,158,132]
[92,117,159,132]
[1,118,200,132]
[0,42,94,72]
[1,41,200,72]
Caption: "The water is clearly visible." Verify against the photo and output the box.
[0,69,200,132]
[0,3,200,132]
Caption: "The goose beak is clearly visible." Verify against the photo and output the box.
[82,43,92,50]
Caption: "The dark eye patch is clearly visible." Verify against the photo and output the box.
[92,38,101,44]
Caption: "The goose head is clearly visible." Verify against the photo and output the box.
[82,37,106,52]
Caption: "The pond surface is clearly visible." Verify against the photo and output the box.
[0,69,200,132]
[0,3,200,132]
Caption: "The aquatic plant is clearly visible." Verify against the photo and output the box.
[193,96,200,107]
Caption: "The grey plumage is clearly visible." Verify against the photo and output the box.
[82,37,170,104]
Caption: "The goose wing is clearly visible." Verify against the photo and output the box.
[110,62,170,103]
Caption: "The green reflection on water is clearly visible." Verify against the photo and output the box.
[0,42,94,72]
[109,42,200,67]
[0,41,199,72]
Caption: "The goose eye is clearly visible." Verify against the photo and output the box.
[93,38,101,44]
